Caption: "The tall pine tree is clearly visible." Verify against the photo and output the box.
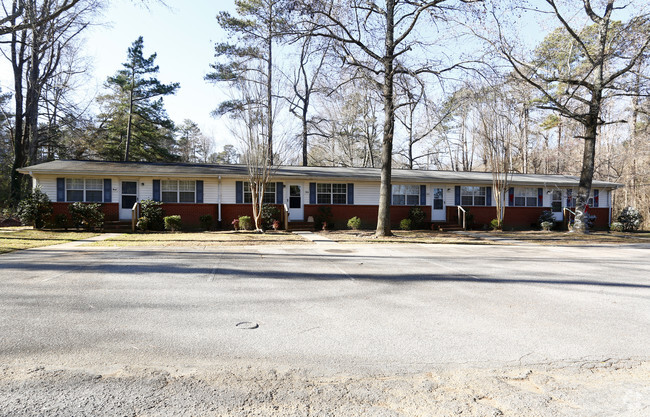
[98,37,180,162]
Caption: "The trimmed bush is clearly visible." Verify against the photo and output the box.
[140,199,165,231]
[617,207,643,231]
[538,210,555,225]
[408,206,426,229]
[200,214,213,231]
[490,218,501,231]
[164,215,182,232]
[17,187,53,229]
[69,202,105,231]
[610,221,624,232]
[238,215,253,230]
[347,216,362,230]
[261,204,279,230]
[400,218,412,230]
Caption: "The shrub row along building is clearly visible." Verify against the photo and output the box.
[19,160,621,230]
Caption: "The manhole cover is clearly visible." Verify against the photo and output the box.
[235,321,259,329]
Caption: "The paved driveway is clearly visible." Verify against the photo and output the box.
[1,242,648,373]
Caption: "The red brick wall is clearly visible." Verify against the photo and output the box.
[303,204,432,229]
[219,204,285,230]
[446,205,611,229]
[160,204,218,228]
[52,202,119,222]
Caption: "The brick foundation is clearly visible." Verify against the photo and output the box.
[303,204,432,229]
[219,204,286,230]
[52,202,119,222]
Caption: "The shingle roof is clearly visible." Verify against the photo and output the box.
[18,159,622,188]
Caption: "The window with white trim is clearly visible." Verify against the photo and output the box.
[392,185,419,206]
[514,187,538,207]
[460,186,486,206]
[162,180,196,203]
[244,182,276,204]
[66,178,103,202]
[316,183,347,204]
[551,190,562,212]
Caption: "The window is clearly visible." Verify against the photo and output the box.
[433,188,443,210]
[392,185,420,206]
[162,180,195,203]
[66,178,103,202]
[551,190,562,212]
[460,186,486,206]
[244,182,276,204]
[514,187,538,207]
[316,183,347,204]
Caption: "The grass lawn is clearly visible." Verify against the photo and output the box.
[319,229,650,245]
[89,230,311,247]
[318,230,498,244]
[0,229,99,254]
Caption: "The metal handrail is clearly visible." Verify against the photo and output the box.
[457,205,467,230]
[131,201,140,232]
[283,203,289,231]
[563,207,576,230]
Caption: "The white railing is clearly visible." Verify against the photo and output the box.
[457,205,467,230]
[283,204,289,231]
[563,207,576,230]
[131,201,140,232]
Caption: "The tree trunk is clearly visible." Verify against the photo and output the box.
[266,13,274,165]
[375,0,395,237]
[573,115,597,233]
[9,26,26,204]
[124,69,135,161]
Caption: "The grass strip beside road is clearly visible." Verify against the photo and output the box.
[0,229,99,254]
[89,231,311,247]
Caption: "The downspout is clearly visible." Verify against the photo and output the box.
[218,176,222,223]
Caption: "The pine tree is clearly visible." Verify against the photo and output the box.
[98,36,180,162]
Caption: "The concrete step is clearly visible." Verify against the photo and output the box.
[287,221,315,231]
[433,222,464,232]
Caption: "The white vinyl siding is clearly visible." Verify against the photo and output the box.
[354,183,379,205]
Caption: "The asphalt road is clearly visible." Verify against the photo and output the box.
[1,241,649,415]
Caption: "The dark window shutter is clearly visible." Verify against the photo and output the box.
[347,183,354,205]
[593,189,599,207]
[508,187,514,207]
[538,188,543,207]
[235,181,243,204]
[420,185,426,206]
[104,179,112,203]
[153,180,160,201]
[196,180,204,203]
[276,182,283,204]
[454,186,460,206]
[57,178,65,202]
[486,187,492,206]
[567,189,572,207]
[309,182,316,204]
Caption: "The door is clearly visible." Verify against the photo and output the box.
[432,187,446,221]
[120,181,138,220]
[288,184,303,221]
[551,190,563,222]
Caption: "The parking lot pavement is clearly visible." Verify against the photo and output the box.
[1,242,648,373]
[1,242,649,415]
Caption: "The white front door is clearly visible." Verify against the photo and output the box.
[432,187,446,221]
[288,184,303,221]
[551,190,563,222]
[120,181,138,220]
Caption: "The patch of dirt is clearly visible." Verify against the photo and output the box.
[1,360,648,416]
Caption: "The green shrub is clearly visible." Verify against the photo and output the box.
[238,215,253,230]
[610,221,624,232]
[136,217,149,231]
[261,204,279,229]
[400,218,412,230]
[540,221,554,231]
[199,214,213,230]
[347,216,362,230]
[164,215,182,232]
[140,199,164,231]
[617,207,643,231]
[538,210,555,226]
[54,214,69,230]
[408,206,426,229]
[69,202,105,231]
[314,206,333,230]
[17,187,53,229]
[490,218,501,231]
